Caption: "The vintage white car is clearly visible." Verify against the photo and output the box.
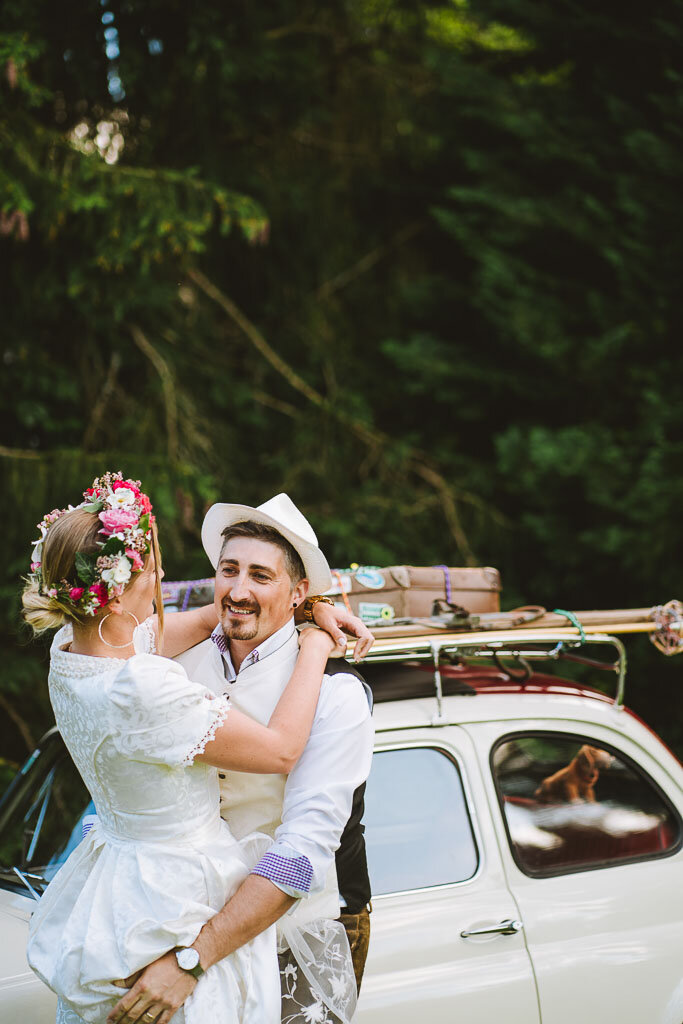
[1,623,682,1024]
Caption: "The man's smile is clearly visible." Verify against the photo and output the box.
[223,602,259,617]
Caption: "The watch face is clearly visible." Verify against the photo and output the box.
[177,947,200,971]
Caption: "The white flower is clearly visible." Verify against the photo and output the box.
[302,999,328,1023]
[31,522,49,554]
[106,487,136,509]
[101,555,132,586]
[330,974,348,1001]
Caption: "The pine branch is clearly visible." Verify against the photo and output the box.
[82,351,122,451]
[0,692,36,753]
[0,445,41,459]
[188,269,327,411]
[130,326,179,464]
[315,221,425,302]
[187,267,479,563]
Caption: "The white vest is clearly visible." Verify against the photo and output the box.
[175,633,340,923]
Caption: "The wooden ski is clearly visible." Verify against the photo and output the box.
[362,600,683,656]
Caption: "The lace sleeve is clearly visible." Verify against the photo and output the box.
[108,658,231,768]
[179,696,231,767]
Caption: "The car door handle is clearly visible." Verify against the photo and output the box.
[461,918,524,938]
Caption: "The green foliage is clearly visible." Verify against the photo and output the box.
[2,0,683,769]
[73,553,96,585]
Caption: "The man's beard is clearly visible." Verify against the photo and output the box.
[220,597,261,640]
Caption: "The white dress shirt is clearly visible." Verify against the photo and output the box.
[210,619,374,901]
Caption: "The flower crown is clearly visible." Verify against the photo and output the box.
[30,471,155,616]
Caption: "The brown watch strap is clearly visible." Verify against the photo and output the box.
[302,595,335,622]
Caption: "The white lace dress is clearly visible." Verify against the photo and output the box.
[27,621,281,1024]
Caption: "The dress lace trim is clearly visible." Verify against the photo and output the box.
[134,616,157,655]
[180,694,231,767]
[50,625,126,678]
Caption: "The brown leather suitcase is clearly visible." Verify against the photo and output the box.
[325,565,501,623]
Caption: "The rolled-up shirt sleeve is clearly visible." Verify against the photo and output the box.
[250,672,374,898]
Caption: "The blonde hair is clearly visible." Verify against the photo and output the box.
[22,509,101,633]
[150,520,164,647]
[22,508,165,644]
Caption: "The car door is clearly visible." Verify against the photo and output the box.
[0,730,90,1023]
[475,720,683,1024]
[357,725,540,1024]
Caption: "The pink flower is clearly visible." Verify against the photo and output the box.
[126,548,144,571]
[31,561,41,572]
[69,587,85,601]
[89,582,109,607]
[99,508,139,534]
[113,479,141,498]
[139,493,153,514]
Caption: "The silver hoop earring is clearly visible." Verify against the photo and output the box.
[98,610,140,649]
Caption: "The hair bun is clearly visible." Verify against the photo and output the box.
[21,579,69,634]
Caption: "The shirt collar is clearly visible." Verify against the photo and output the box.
[210,618,296,683]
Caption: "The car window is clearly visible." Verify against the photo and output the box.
[492,732,682,877]
[364,745,478,895]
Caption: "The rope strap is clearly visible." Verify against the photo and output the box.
[649,600,683,656]
[433,565,453,604]
[552,608,586,645]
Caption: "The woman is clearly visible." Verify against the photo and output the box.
[22,472,365,1024]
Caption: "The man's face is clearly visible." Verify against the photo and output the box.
[214,536,308,646]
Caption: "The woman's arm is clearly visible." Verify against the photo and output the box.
[195,627,336,774]
[152,596,374,661]
[152,605,218,659]
[305,600,375,660]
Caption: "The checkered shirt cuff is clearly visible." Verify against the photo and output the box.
[251,850,313,898]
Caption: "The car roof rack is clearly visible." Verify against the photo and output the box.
[357,600,683,723]
[161,581,682,723]
[361,629,628,723]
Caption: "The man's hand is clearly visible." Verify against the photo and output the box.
[311,602,374,661]
[106,950,197,1024]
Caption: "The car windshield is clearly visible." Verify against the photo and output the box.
[0,731,90,893]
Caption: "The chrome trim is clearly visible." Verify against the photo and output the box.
[12,866,41,901]
[368,738,485,900]
[430,642,446,725]
[461,918,523,938]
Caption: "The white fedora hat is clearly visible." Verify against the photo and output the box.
[201,493,333,594]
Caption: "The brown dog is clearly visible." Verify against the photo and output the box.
[534,745,613,804]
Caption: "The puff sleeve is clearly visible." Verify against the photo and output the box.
[106,654,230,768]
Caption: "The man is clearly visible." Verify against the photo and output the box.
[109,494,375,1024]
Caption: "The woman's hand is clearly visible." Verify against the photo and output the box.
[310,601,375,661]
[298,623,340,659]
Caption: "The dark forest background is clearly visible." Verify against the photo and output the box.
[2,0,682,785]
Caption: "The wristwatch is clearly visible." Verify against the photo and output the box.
[302,595,335,622]
[175,946,205,979]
